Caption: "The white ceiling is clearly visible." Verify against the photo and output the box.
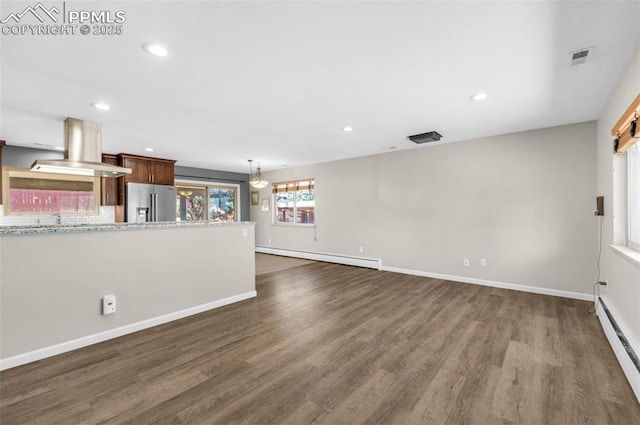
[1,1,639,173]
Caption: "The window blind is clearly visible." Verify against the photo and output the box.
[272,179,315,193]
[612,93,640,154]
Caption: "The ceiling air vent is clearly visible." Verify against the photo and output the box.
[408,131,443,144]
[570,48,590,66]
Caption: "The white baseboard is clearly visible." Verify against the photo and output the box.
[0,291,257,371]
[255,246,381,270]
[380,265,593,301]
[255,246,590,301]
[596,300,640,404]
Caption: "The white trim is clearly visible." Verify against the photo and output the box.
[628,143,640,253]
[0,291,257,371]
[380,265,593,301]
[596,301,640,404]
[255,246,381,270]
[254,247,591,301]
[610,244,640,267]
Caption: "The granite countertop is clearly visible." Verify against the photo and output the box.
[0,221,254,236]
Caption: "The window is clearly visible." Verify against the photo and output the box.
[176,182,238,222]
[272,179,315,225]
[3,167,98,215]
[611,93,640,253]
[176,186,207,221]
[209,186,236,222]
[629,143,640,251]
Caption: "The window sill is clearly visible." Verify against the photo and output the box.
[610,245,640,267]
[272,223,315,228]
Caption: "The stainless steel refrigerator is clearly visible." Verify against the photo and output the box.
[125,182,176,223]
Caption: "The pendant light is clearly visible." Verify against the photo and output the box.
[248,160,269,189]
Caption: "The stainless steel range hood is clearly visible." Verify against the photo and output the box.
[30,118,132,178]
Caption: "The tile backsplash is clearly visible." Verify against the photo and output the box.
[0,205,115,227]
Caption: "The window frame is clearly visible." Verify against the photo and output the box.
[272,178,315,227]
[175,179,240,223]
[628,143,640,252]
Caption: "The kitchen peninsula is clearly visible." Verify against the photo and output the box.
[0,221,256,369]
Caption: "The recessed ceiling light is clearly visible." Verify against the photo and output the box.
[470,93,488,101]
[142,42,169,57]
[144,147,154,152]
[91,102,110,110]
[343,126,353,132]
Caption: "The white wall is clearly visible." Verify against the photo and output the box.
[0,224,255,363]
[596,43,640,353]
[252,122,597,296]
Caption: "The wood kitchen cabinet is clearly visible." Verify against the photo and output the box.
[118,154,176,185]
[116,153,176,205]
[121,156,150,184]
[0,140,5,205]
[149,161,175,185]
[100,154,119,206]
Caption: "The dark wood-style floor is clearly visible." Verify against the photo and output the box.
[1,261,639,424]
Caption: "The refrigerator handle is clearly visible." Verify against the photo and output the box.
[149,193,155,222]
[154,193,159,222]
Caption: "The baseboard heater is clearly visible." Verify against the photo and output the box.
[597,297,640,403]
[599,298,640,371]
[255,246,381,270]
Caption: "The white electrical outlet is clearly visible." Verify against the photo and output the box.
[242,228,248,238]
[480,258,487,267]
[268,238,272,244]
[102,295,116,315]
[464,258,470,267]
[358,246,364,253]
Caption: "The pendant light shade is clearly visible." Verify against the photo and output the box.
[248,160,269,189]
